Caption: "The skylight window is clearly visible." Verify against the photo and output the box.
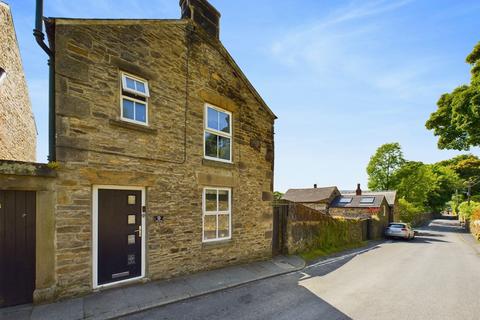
[339,197,352,204]
[360,197,375,204]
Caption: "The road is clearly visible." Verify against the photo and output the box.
[121,220,480,320]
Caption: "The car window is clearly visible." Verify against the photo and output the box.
[389,224,405,228]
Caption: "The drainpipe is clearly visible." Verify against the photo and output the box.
[34,0,56,162]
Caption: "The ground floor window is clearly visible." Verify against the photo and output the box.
[203,188,231,242]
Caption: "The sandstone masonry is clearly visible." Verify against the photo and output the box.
[0,2,36,162]
[45,4,276,299]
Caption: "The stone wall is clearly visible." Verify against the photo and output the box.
[0,3,36,162]
[470,219,480,241]
[285,203,366,254]
[329,200,390,239]
[0,160,57,303]
[50,19,275,299]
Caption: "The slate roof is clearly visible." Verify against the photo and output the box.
[330,195,386,208]
[341,190,396,206]
[282,187,338,203]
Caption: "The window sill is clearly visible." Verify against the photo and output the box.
[201,239,233,249]
[109,119,158,134]
[202,158,235,169]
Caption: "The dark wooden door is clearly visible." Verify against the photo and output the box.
[0,191,36,307]
[272,204,287,256]
[98,189,142,285]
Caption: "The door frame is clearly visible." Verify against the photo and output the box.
[92,185,146,289]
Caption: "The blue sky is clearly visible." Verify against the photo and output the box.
[7,0,480,191]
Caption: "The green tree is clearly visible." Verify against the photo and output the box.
[367,143,405,191]
[426,42,480,150]
[426,164,462,212]
[394,161,437,207]
[436,154,480,195]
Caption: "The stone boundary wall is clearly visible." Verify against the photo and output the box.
[285,203,366,254]
[0,160,57,303]
[469,219,480,241]
[409,212,434,227]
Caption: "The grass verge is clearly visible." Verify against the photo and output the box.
[299,241,368,262]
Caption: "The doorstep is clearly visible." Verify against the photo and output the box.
[0,255,305,320]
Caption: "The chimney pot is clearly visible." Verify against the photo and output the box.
[180,0,221,39]
[356,183,362,196]
[314,184,317,188]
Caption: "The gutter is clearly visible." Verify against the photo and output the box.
[33,0,56,162]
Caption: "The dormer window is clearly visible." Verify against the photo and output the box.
[120,72,149,125]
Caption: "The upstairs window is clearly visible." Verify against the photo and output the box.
[204,104,232,162]
[120,73,149,125]
[0,68,6,86]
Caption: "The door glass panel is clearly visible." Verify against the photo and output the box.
[204,215,217,240]
[128,215,136,225]
[128,195,136,205]
[128,235,135,245]
[218,214,229,239]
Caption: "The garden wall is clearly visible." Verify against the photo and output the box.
[285,203,366,254]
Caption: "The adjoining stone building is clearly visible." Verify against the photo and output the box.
[22,0,276,302]
[0,1,37,162]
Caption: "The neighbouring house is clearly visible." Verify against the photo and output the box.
[341,184,398,223]
[282,185,340,212]
[0,1,36,162]
[0,0,276,306]
[329,193,390,240]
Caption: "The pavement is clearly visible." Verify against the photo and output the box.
[0,255,305,320]
[119,219,480,320]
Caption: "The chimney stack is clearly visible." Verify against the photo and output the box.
[180,0,221,39]
[314,184,317,189]
[356,183,362,196]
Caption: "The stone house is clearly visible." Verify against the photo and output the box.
[0,1,37,162]
[341,184,398,223]
[282,185,340,212]
[0,0,276,306]
[41,0,276,301]
[282,184,389,240]
[329,193,390,239]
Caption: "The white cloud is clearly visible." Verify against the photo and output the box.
[268,0,450,101]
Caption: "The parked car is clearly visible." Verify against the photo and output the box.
[385,223,415,240]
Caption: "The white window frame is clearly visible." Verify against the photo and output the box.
[120,72,149,126]
[202,187,232,243]
[203,104,233,163]
[120,95,149,126]
[0,68,6,86]
[121,72,150,97]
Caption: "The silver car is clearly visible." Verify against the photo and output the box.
[385,223,415,240]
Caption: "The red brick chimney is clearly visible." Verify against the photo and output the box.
[356,183,362,196]
[180,0,221,39]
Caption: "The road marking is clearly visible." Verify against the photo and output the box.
[305,245,380,270]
